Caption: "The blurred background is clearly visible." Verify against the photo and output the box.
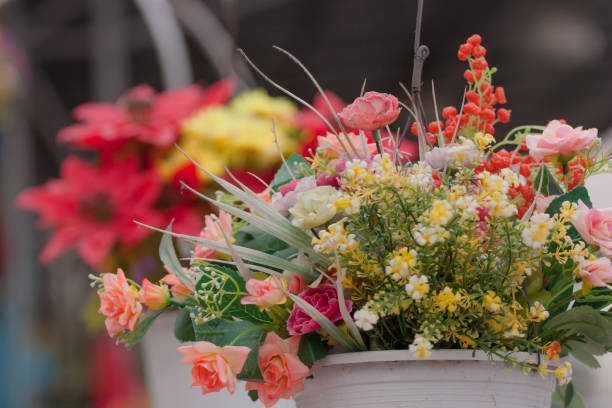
[1,0,612,407]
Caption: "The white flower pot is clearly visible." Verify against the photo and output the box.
[294,350,555,408]
[141,312,295,408]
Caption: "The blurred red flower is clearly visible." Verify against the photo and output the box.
[57,79,233,151]
[16,157,163,267]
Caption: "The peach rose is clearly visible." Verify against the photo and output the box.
[338,91,401,131]
[193,210,233,260]
[316,131,377,158]
[526,120,597,161]
[579,257,612,288]
[139,278,170,310]
[241,276,287,310]
[98,268,143,336]
[178,341,250,395]
[246,332,309,407]
[162,266,194,298]
[572,202,612,257]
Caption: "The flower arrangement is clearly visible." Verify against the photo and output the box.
[90,35,611,407]
[17,80,308,276]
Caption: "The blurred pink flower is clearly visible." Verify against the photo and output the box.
[287,284,351,335]
[338,91,401,131]
[246,332,309,407]
[16,157,163,267]
[526,120,597,161]
[58,80,233,151]
[178,341,250,395]
[98,268,143,336]
[316,131,377,158]
[534,194,557,213]
[192,210,233,260]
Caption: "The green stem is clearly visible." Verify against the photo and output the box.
[372,129,383,155]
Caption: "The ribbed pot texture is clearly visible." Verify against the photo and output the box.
[293,350,555,408]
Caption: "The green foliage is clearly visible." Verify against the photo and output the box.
[159,223,192,287]
[174,308,195,342]
[534,164,564,196]
[248,390,259,402]
[553,382,585,408]
[236,343,265,382]
[270,153,310,192]
[298,333,327,367]
[233,224,290,254]
[195,264,272,325]
[192,318,266,347]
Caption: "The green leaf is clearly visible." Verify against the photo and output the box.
[236,342,265,382]
[298,332,327,367]
[248,390,259,402]
[193,318,266,348]
[546,186,592,217]
[270,153,309,192]
[196,265,272,324]
[566,340,600,368]
[534,164,564,196]
[126,310,165,349]
[174,308,195,342]
[233,225,289,254]
[564,382,575,407]
[159,223,192,288]
[542,306,612,346]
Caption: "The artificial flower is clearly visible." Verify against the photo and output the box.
[289,186,338,229]
[192,210,234,260]
[245,332,309,408]
[572,202,612,257]
[139,279,170,310]
[338,91,401,131]
[241,276,287,310]
[178,341,250,395]
[526,120,597,161]
[98,268,143,336]
[58,80,232,151]
[578,257,612,288]
[287,284,352,335]
[353,309,378,331]
[316,131,377,158]
[16,157,163,267]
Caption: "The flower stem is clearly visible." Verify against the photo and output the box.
[372,129,383,155]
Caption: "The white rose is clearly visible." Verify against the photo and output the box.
[289,186,338,229]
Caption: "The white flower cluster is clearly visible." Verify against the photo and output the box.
[522,212,554,249]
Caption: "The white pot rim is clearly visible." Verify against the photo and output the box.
[316,349,542,367]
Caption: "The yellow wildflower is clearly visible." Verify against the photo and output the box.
[483,290,501,312]
[474,132,495,151]
[405,275,429,300]
[409,335,433,358]
[527,301,549,322]
[436,287,462,313]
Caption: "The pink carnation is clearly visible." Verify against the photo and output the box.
[192,210,233,260]
[287,284,352,336]
[337,91,401,131]
[526,120,597,161]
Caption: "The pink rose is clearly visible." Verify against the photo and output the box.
[192,210,233,260]
[287,275,305,294]
[98,268,143,336]
[245,332,309,407]
[241,276,287,310]
[316,131,377,158]
[178,341,250,395]
[337,91,401,131]
[287,284,352,335]
[139,278,170,310]
[579,257,612,288]
[572,202,612,257]
[535,194,558,213]
[162,266,194,298]
[526,120,597,161]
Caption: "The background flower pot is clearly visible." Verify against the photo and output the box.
[294,350,555,408]
[141,312,295,408]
